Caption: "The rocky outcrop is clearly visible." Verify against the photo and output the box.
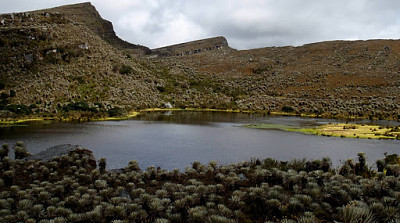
[27,144,83,161]
[39,2,151,55]
[152,36,231,56]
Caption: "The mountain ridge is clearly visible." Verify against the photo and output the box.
[34,2,151,55]
[0,3,399,121]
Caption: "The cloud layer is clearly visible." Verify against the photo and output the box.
[1,0,399,49]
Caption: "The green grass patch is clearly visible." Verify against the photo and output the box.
[244,124,317,135]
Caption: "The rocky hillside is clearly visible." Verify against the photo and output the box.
[0,3,166,119]
[152,36,231,56]
[37,2,151,55]
[0,2,399,120]
[156,39,400,119]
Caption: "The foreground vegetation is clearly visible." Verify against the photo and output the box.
[1,143,400,222]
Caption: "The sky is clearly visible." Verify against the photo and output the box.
[1,0,399,49]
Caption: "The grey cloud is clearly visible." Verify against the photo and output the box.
[1,0,399,49]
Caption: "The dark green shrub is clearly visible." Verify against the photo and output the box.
[9,90,16,97]
[156,86,166,93]
[282,106,295,113]
[120,65,133,75]
[99,158,106,174]
[355,152,370,176]
[14,142,29,160]
[376,159,385,172]
[29,104,37,109]
[0,144,9,160]
[62,101,96,112]
[384,154,399,165]
[253,63,272,74]
[108,107,124,117]
[0,92,9,99]
[0,80,5,90]
[3,170,14,186]
[6,104,32,115]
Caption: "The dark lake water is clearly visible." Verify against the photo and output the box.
[0,111,399,170]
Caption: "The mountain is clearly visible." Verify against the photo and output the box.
[0,2,399,120]
[37,2,151,55]
[0,2,163,118]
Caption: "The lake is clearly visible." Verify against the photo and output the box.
[1,111,399,170]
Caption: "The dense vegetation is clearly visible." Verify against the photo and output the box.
[1,143,400,222]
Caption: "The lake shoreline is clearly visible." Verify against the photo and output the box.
[1,107,395,126]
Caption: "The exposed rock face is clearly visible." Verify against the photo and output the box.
[152,36,231,56]
[27,144,83,161]
[39,2,151,55]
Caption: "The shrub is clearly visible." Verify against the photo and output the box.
[14,146,29,160]
[62,101,96,112]
[9,90,16,97]
[340,205,375,223]
[99,158,106,174]
[0,80,5,90]
[108,107,124,117]
[119,65,134,75]
[0,92,8,99]
[282,106,295,113]
[6,104,32,115]
[0,144,9,160]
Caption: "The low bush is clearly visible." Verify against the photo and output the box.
[62,101,96,113]
[107,107,124,117]
[282,106,295,113]
[5,104,32,115]
[119,65,134,75]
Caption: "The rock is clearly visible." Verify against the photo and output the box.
[120,189,132,201]
[152,36,230,56]
[27,144,83,162]
[78,43,89,50]
[24,54,34,63]
[164,102,173,109]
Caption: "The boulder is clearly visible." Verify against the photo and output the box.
[27,144,83,162]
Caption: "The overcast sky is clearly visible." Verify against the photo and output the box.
[1,0,399,49]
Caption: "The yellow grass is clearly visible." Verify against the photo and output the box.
[245,123,400,140]
[315,123,400,139]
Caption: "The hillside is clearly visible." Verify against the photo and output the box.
[0,3,165,119]
[156,39,400,119]
[0,2,399,120]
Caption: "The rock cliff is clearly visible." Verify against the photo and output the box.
[38,2,151,55]
[152,36,231,56]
